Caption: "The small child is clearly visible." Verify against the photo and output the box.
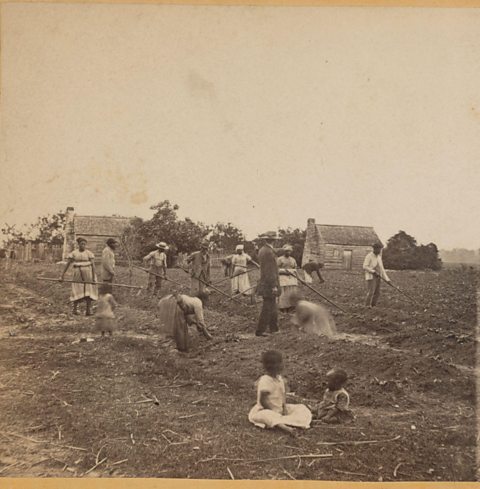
[314,368,354,424]
[95,284,117,337]
[248,350,312,436]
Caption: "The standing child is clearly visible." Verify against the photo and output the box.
[95,285,117,337]
[248,350,312,436]
[314,368,354,424]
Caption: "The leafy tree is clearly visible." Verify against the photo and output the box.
[1,211,66,246]
[120,200,211,261]
[383,231,442,270]
[208,222,244,253]
[277,227,306,265]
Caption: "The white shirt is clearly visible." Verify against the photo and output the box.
[363,252,389,281]
[144,250,167,268]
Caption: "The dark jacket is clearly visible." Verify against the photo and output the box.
[256,244,280,297]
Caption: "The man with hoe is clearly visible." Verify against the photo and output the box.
[143,242,168,296]
[101,238,117,294]
[363,242,390,307]
[187,240,211,295]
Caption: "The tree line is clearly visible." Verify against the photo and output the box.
[1,202,442,271]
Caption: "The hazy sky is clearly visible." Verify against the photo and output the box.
[1,4,479,248]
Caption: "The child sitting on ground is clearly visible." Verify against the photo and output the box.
[248,350,312,436]
[95,284,118,337]
[313,368,354,424]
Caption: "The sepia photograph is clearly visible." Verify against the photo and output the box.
[0,1,478,483]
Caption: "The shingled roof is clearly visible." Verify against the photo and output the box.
[316,224,380,246]
[74,215,132,237]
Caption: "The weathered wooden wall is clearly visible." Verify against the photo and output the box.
[322,244,371,270]
[302,219,372,270]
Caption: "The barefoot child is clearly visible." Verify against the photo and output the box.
[314,368,354,424]
[95,285,117,336]
[248,350,312,436]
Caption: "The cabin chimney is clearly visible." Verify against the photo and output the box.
[307,218,316,226]
[62,207,76,260]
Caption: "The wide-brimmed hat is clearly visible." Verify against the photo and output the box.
[282,244,293,252]
[258,231,277,240]
[156,242,167,249]
[235,244,244,251]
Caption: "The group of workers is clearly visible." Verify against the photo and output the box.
[56,232,390,352]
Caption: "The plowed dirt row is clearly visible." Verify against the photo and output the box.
[0,264,477,480]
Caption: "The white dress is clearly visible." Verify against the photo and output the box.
[68,250,98,302]
[277,256,299,309]
[231,253,252,295]
[248,375,312,429]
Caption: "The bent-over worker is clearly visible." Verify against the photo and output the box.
[157,291,212,351]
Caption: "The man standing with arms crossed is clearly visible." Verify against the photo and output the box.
[255,231,280,337]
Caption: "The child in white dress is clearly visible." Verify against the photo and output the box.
[248,351,312,436]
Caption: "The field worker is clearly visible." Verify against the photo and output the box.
[157,291,212,352]
[143,242,168,296]
[101,238,117,294]
[255,232,280,337]
[277,245,299,313]
[60,237,98,316]
[187,241,211,295]
[363,242,390,308]
[221,255,233,278]
[231,245,253,293]
[302,260,325,284]
[289,291,337,338]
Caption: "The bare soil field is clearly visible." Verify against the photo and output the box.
[0,262,477,480]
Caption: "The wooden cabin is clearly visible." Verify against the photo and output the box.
[62,207,133,262]
[302,218,381,270]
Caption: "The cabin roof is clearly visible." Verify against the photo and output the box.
[316,224,380,246]
[74,215,132,237]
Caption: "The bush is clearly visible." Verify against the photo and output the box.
[383,231,442,270]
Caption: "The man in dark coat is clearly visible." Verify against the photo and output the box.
[255,231,280,337]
